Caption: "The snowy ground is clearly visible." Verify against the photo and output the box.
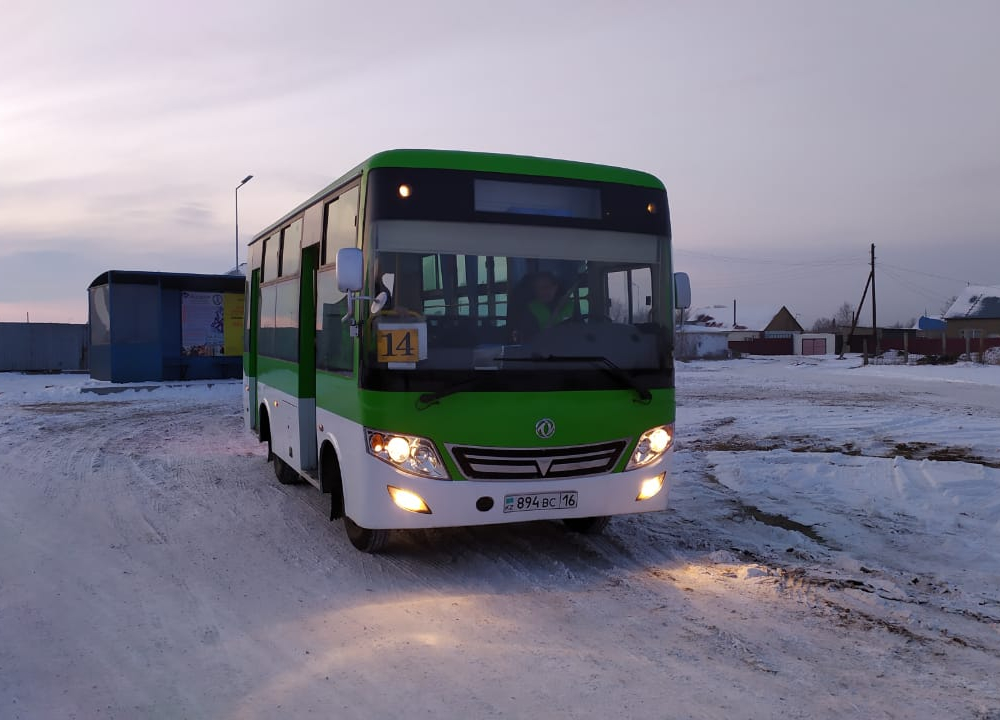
[2,358,999,720]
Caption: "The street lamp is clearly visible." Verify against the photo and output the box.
[235,174,253,270]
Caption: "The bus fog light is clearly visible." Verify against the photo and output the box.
[637,473,665,501]
[388,485,431,514]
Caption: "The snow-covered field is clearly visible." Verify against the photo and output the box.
[2,358,999,719]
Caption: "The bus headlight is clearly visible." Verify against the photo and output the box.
[626,424,674,470]
[366,429,448,479]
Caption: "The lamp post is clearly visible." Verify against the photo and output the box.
[235,174,253,270]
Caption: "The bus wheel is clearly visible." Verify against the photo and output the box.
[563,516,611,534]
[344,516,389,553]
[273,455,301,485]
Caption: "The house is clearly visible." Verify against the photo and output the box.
[687,304,804,338]
[944,285,1000,339]
[682,303,832,356]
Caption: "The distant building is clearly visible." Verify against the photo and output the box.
[675,325,731,359]
[687,304,804,337]
[914,316,947,339]
[944,285,1000,339]
[681,303,832,357]
[88,271,244,382]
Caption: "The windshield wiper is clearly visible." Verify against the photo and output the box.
[500,354,652,403]
[416,377,488,409]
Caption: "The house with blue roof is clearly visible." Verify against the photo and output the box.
[944,285,1000,339]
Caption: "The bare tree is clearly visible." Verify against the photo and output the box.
[812,303,854,333]
[834,302,855,328]
[811,316,837,333]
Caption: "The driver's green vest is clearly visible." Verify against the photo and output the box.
[528,299,573,328]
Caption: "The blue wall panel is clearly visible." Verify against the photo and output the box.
[89,345,112,380]
[110,343,162,383]
[161,288,183,380]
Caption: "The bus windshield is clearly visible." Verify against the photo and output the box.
[362,220,673,390]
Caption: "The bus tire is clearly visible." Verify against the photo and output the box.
[563,516,611,534]
[344,516,389,553]
[258,406,272,454]
[320,443,345,519]
[273,455,301,485]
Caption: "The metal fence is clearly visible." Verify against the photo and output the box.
[728,337,795,356]
[0,323,89,372]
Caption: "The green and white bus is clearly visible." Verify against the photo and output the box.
[244,149,691,552]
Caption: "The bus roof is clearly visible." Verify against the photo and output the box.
[249,149,665,245]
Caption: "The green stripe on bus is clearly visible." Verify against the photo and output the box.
[258,356,301,397]
[367,149,664,190]
[316,376,673,478]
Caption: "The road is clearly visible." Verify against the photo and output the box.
[1,362,998,719]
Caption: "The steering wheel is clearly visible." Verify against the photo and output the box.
[557,313,612,326]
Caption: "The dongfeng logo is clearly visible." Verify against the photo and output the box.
[535,418,555,439]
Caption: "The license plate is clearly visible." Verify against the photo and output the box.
[503,491,578,514]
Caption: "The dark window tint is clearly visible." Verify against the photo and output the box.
[272,281,299,361]
[316,268,352,371]
[323,185,359,265]
[281,219,302,277]
[258,284,277,357]
[262,233,280,282]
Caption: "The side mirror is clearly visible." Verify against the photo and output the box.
[673,272,691,310]
[370,291,389,315]
[335,248,363,292]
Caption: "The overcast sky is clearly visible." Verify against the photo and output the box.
[2,0,998,326]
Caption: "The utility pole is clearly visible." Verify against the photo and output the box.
[235,175,254,270]
[871,243,878,354]
[842,243,878,358]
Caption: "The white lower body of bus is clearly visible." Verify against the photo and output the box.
[314,407,671,531]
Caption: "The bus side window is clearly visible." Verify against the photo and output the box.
[281,219,302,277]
[262,232,280,283]
[323,185,359,265]
[316,185,360,373]
[316,268,352,372]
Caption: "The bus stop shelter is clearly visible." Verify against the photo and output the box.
[88,271,244,382]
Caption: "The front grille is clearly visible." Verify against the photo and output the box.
[449,440,629,480]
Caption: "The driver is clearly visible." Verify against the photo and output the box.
[523,272,573,338]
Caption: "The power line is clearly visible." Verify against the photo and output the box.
[674,248,862,268]
[879,267,948,305]
[879,262,983,287]
[694,268,846,292]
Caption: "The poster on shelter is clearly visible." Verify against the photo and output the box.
[223,293,244,356]
[181,292,226,356]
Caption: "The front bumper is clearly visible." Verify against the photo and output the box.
[339,448,673,530]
